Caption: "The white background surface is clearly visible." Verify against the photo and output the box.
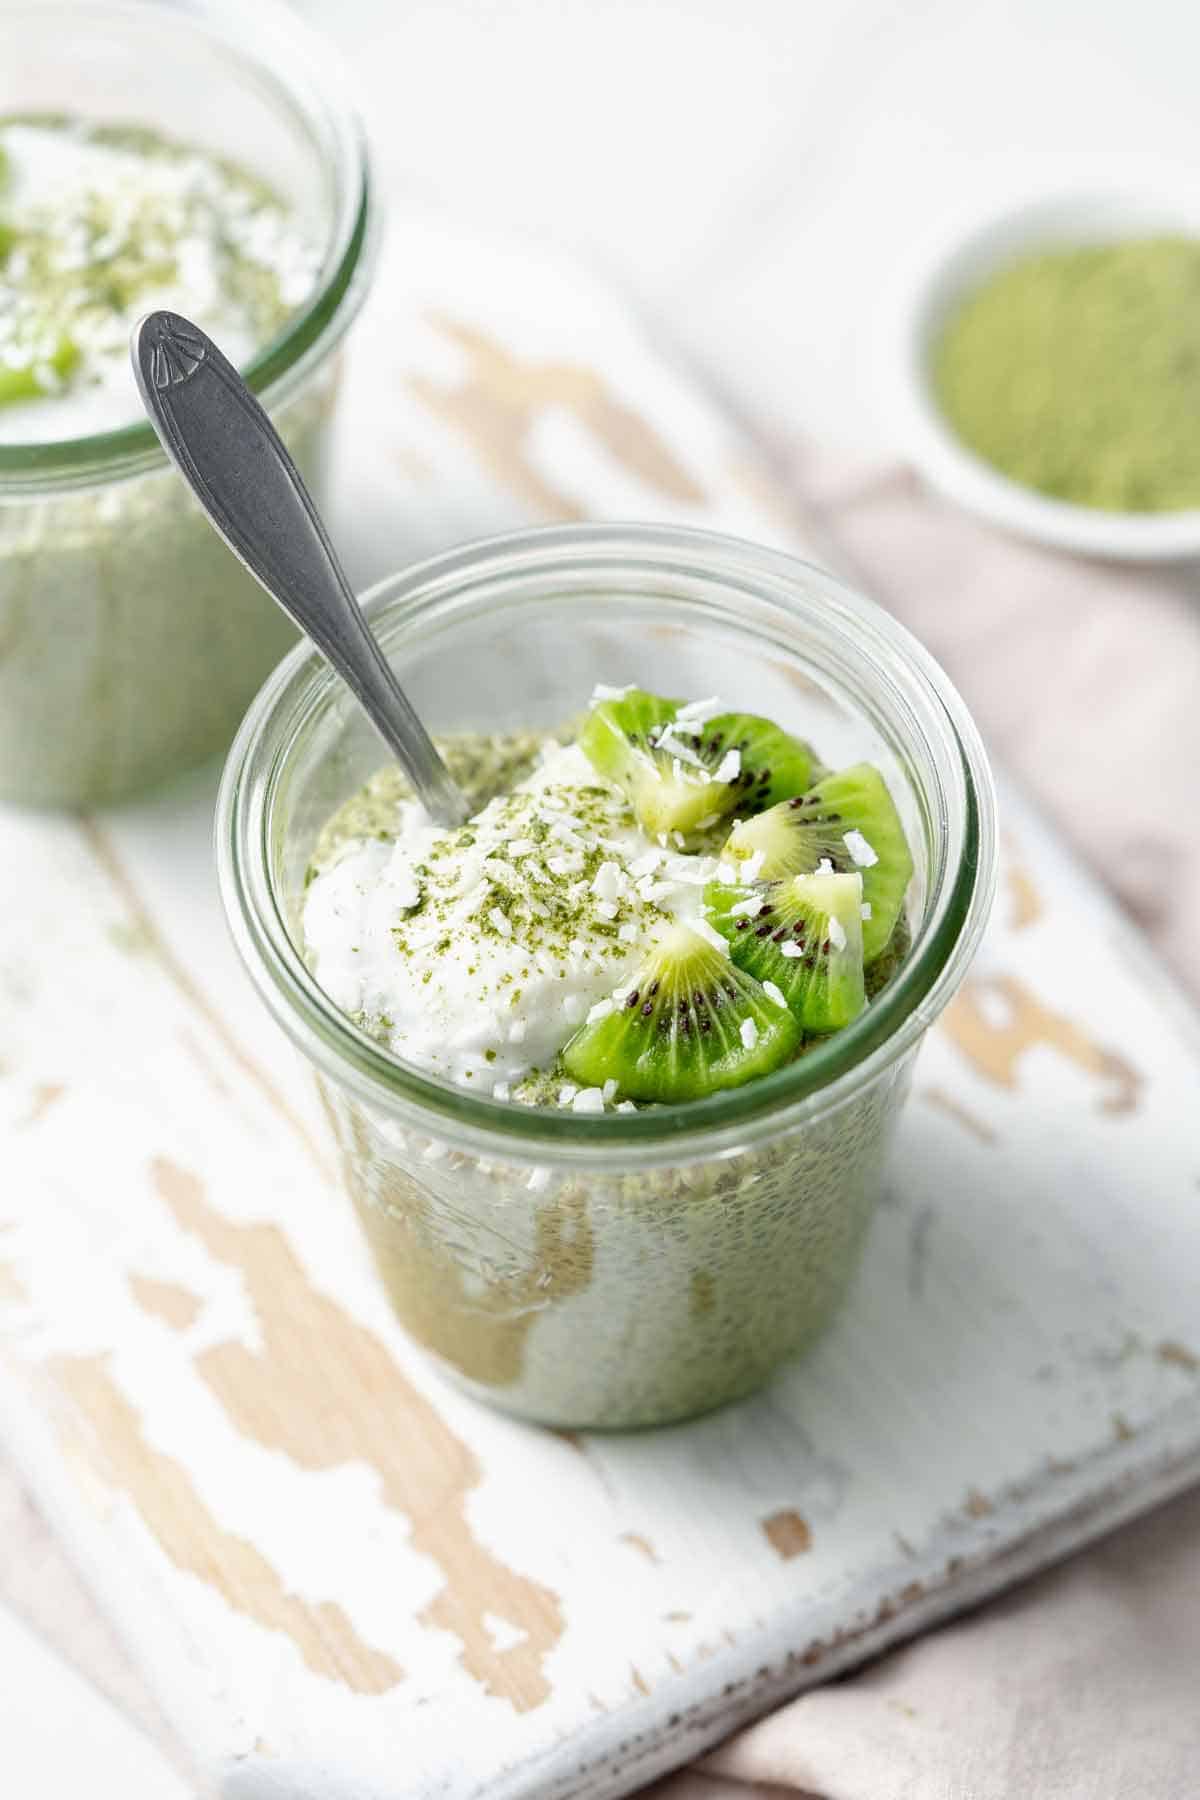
[6,1,1200,1792]
[301,0,1200,454]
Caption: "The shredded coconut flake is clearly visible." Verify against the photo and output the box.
[592,861,624,901]
[664,855,709,886]
[487,907,512,938]
[491,1080,510,1101]
[616,1100,638,1113]
[730,893,764,918]
[628,849,661,878]
[602,1079,618,1103]
[595,899,619,920]
[674,695,723,725]
[762,980,788,1008]
[571,1087,605,1115]
[618,921,639,942]
[828,916,847,951]
[716,861,737,884]
[655,728,707,771]
[693,917,730,955]
[557,1083,580,1107]
[740,1017,759,1049]
[714,748,741,784]
[586,998,615,1024]
[780,941,803,959]
[590,682,636,704]
[861,901,873,920]
[742,850,765,882]
[843,829,879,868]
[482,858,521,888]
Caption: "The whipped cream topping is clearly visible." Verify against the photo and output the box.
[0,120,318,441]
[302,742,718,1097]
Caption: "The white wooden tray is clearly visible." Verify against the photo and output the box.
[1,220,1198,1800]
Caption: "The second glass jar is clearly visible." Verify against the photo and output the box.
[0,0,375,807]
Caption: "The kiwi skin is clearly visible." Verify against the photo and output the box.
[562,922,799,1103]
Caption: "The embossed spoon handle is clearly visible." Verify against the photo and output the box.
[130,309,468,828]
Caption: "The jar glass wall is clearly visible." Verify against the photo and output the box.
[219,525,997,1428]
[0,0,375,806]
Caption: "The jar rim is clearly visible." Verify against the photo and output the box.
[218,523,998,1166]
[0,0,376,490]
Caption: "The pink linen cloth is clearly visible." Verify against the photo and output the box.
[650,456,1200,1800]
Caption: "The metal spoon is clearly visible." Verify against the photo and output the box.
[130,310,468,828]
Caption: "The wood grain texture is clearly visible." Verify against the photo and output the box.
[0,220,1198,1800]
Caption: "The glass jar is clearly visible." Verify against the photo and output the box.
[218,525,998,1429]
[0,0,375,807]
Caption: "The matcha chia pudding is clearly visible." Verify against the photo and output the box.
[219,526,997,1429]
[0,0,373,806]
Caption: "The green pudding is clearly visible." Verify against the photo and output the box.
[0,116,346,807]
[302,692,916,1426]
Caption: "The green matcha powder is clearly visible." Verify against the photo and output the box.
[934,235,1200,513]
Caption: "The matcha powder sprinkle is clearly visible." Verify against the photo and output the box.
[933,235,1200,513]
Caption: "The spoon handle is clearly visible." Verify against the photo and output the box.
[131,310,467,828]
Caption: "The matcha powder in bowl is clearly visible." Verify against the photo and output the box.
[933,236,1200,514]
[896,185,1200,560]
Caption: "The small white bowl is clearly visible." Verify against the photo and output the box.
[894,178,1200,561]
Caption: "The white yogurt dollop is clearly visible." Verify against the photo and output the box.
[302,742,717,1095]
[0,121,318,442]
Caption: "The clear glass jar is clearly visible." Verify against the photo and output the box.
[0,0,375,806]
[218,525,998,1429]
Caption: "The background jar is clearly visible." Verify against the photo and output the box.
[0,0,375,807]
[219,524,997,1430]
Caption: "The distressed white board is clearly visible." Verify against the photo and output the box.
[1,221,1198,1800]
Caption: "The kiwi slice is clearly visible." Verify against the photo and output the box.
[666,709,816,812]
[719,763,913,963]
[561,920,799,1102]
[579,689,687,836]
[580,689,815,839]
[706,870,866,1033]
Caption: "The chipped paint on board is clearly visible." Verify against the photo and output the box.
[0,219,1197,1800]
